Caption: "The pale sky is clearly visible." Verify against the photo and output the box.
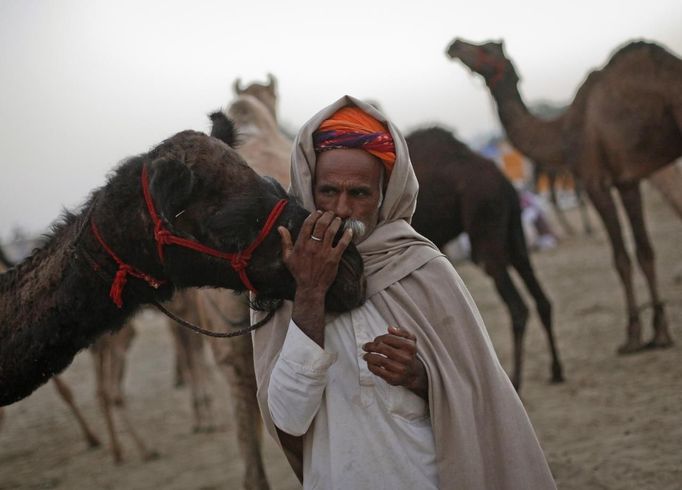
[1,0,680,240]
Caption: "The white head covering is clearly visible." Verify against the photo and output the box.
[288,95,442,296]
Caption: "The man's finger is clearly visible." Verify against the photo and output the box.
[298,210,323,244]
[332,228,353,255]
[388,326,416,341]
[278,226,293,260]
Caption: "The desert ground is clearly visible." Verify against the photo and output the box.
[1,182,680,490]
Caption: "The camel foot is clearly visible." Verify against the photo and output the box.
[86,435,102,449]
[551,363,564,384]
[617,339,646,355]
[143,450,160,462]
[642,337,674,350]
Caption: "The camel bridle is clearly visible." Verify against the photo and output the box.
[80,163,288,338]
[139,164,288,296]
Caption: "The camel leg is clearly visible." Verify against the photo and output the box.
[586,185,643,353]
[648,162,682,220]
[483,262,529,391]
[108,324,159,461]
[510,253,564,384]
[170,324,215,433]
[617,183,673,349]
[93,342,124,464]
[212,337,270,490]
[548,170,576,236]
[574,179,594,236]
[0,407,5,431]
[52,376,101,448]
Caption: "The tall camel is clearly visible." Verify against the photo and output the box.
[407,126,563,391]
[447,38,681,353]
[0,125,366,407]
[169,92,293,490]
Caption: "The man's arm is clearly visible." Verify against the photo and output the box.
[278,210,353,348]
[267,210,353,436]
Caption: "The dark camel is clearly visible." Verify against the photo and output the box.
[0,124,365,407]
[407,126,563,391]
[447,38,681,353]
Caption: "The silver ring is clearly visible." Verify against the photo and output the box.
[310,235,323,242]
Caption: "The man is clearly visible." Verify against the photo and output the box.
[252,96,556,489]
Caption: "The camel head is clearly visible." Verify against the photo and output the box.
[232,73,278,121]
[224,94,279,138]
[135,123,365,313]
[446,38,518,87]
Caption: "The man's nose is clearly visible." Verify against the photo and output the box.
[333,194,352,219]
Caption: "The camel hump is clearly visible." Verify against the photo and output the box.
[605,40,680,69]
[406,126,478,164]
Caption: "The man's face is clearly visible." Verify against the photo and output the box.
[314,148,384,242]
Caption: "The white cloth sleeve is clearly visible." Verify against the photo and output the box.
[267,320,336,437]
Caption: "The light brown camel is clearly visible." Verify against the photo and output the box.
[0,124,365,407]
[89,320,159,463]
[447,38,681,353]
[168,89,293,490]
[233,73,278,122]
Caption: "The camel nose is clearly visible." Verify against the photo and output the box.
[446,39,461,58]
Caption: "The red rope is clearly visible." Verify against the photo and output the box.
[90,220,165,308]
[90,165,288,308]
[140,165,288,294]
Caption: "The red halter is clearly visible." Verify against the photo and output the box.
[91,164,288,308]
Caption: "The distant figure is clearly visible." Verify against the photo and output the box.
[519,189,558,251]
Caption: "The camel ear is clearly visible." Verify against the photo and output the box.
[267,72,277,91]
[147,157,195,221]
[209,111,238,147]
[233,77,243,95]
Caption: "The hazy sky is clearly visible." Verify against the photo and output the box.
[1,0,680,240]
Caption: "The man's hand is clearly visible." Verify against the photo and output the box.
[362,326,429,401]
[279,210,353,347]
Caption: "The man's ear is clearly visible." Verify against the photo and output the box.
[147,157,195,220]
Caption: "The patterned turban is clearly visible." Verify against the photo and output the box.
[313,106,396,175]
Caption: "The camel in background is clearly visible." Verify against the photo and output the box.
[167,82,293,490]
[448,38,681,353]
[233,73,278,122]
[407,127,563,391]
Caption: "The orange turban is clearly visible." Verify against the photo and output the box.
[313,106,396,175]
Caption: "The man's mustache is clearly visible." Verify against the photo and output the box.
[332,218,367,244]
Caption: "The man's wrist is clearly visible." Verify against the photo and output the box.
[292,289,327,347]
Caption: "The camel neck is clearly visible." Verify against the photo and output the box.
[0,199,171,407]
[488,75,567,168]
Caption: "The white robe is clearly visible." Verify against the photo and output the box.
[268,300,438,489]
